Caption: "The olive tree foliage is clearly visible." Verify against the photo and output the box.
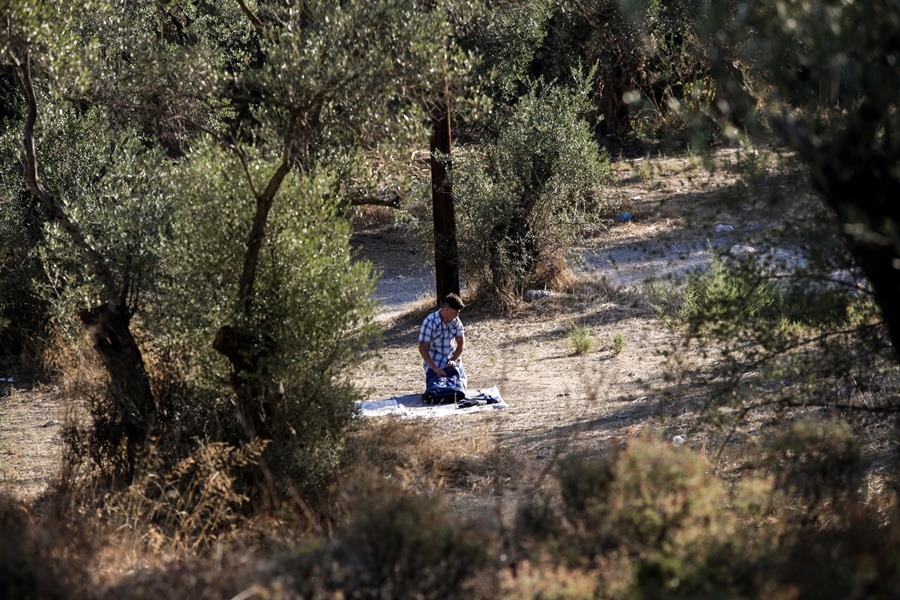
[195,1,465,468]
[2,0,466,492]
[456,0,552,109]
[533,0,708,138]
[0,0,194,462]
[451,76,611,305]
[700,0,900,364]
[0,69,47,370]
[156,141,379,494]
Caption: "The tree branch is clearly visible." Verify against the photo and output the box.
[348,188,404,209]
[237,109,302,315]
[15,51,117,300]
[235,0,265,32]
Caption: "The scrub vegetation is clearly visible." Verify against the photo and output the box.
[2,0,899,597]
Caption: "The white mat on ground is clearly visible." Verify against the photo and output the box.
[357,386,507,418]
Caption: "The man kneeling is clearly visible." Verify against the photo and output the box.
[418,293,467,403]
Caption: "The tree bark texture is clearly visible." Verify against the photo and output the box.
[817,161,900,361]
[429,89,461,305]
[80,302,157,443]
[215,108,307,443]
[213,325,275,441]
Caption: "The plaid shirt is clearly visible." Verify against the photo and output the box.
[419,310,464,371]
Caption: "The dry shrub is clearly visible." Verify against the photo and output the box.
[528,252,580,294]
[763,417,863,520]
[769,504,900,599]
[507,435,900,598]
[100,438,268,554]
[520,438,755,596]
[347,419,522,495]
[328,485,496,599]
[499,560,599,600]
[559,438,731,555]
[351,204,396,234]
[0,493,86,599]
[94,554,285,600]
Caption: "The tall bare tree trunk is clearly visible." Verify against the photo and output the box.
[429,85,460,304]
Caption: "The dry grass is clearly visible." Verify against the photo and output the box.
[3,148,899,598]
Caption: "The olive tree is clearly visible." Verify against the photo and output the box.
[1,1,183,459]
[2,0,466,491]
[452,76,611,305]
[703,0,900,362]
[193,2,462,456]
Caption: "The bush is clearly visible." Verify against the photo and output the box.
[152,141,380,501]
[669,248,899,421]
[0,493,83,599]
[567,323,595,355]
[327,486,495,599]
[764,418,863,518]
[452,76,611,306]
[0,111,50,377]
[100,439,269,554]
[551,439,771,597]
[508,436,900,598]
[559,439,731,556]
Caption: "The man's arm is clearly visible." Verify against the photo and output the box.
[419,341,446,377]
[447,335,464,366]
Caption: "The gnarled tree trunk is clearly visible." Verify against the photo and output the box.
[15,52,157,455]
[80,301,157,445]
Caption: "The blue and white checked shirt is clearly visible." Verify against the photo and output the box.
[418,310,464,372]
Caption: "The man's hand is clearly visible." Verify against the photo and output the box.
[433,366,447,377]
[446,359,456,368]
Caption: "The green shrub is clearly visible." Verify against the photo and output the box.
[554,439,770,598]
[0,134,50,377]
[680,257,857,339]
[567,323,594,355]
[666,242,900,430]
[611,332,626,356]
[559,439,731,556]
[531,436,899,598]
[452,76,611,306]
[154,141,380,501]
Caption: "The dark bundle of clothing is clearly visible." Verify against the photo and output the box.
[422,365,466,405]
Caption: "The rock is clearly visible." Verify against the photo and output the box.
[672,435,685,446]
[714,223,735,233]
[730,244,757,256]
[524,289,553,302]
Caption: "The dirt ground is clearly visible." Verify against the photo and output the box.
[0,148,786,501]
[351,148,795,486]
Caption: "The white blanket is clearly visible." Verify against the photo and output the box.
[356,386,507,419]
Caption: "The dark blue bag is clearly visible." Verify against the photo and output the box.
[422,365,466,405]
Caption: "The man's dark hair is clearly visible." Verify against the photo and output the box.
[443,293,465,311]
